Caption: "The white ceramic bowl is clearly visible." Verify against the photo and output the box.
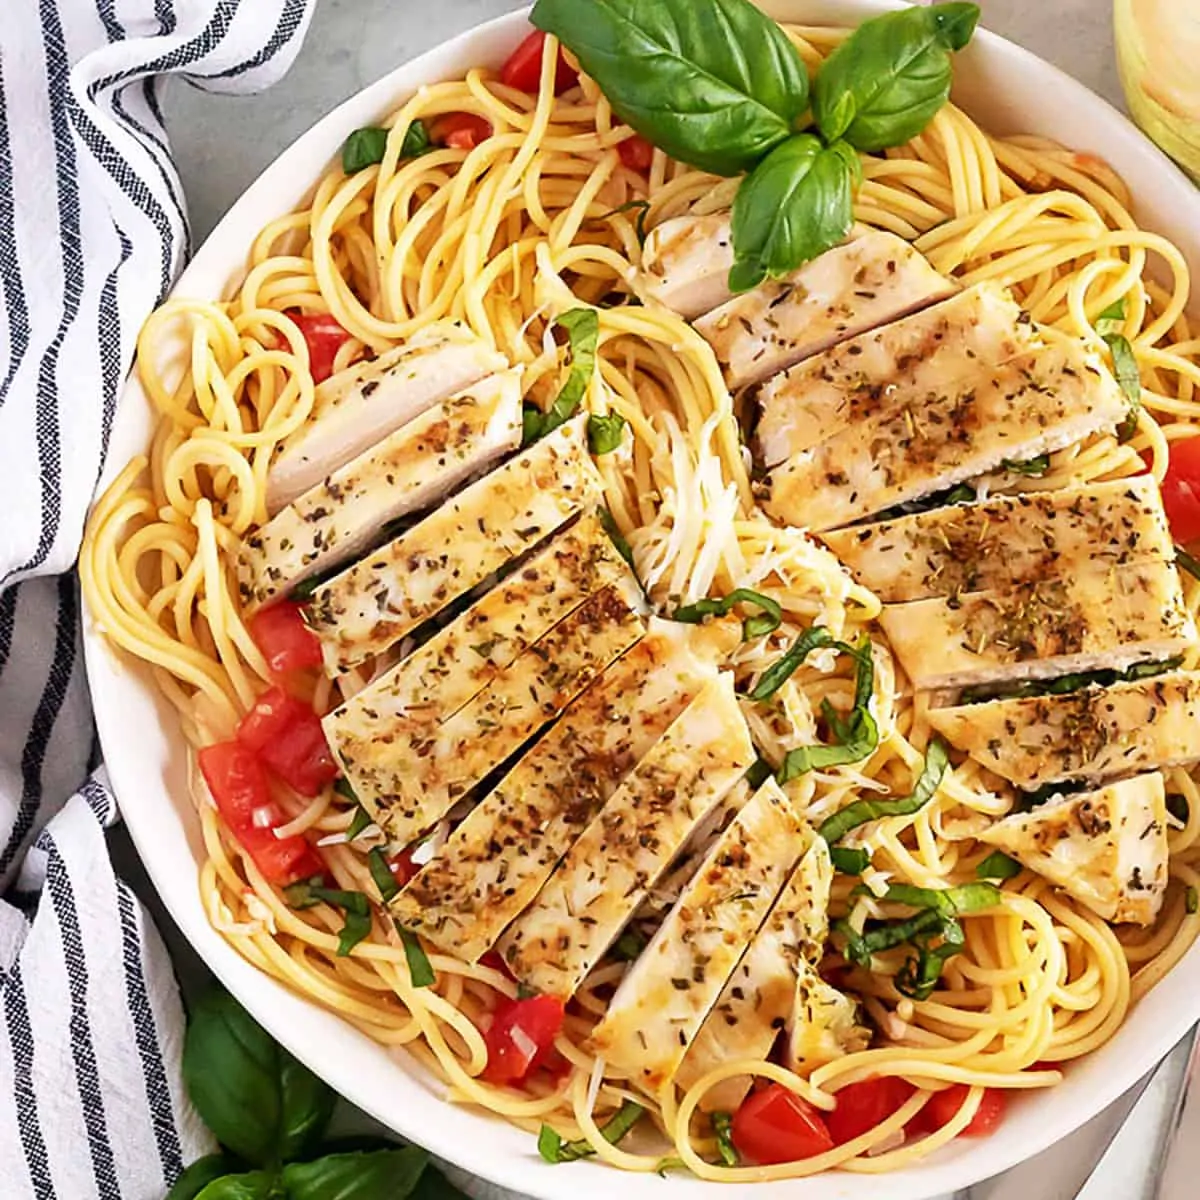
[85,4,1200,1197]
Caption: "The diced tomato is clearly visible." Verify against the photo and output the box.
[198,741,323,884]
[1150,437,1200,544]
[480,994,565,1085]
[500,29,578,94]
[389,845,420,888]
[825,1076,916,1146]
[248,601,323,674]
[430,113,493,151]
[283,311,352,384]
[479,949,515,979]
[731,1083,835,1165]
[617,134,654,173]
[910,1085,1006,1138]
[237,686,339,797]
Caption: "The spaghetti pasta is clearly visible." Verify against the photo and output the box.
[81,18,1200,1181]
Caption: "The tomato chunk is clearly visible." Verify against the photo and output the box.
[731,1083,835,1165]
[617,134,654,173]
[248,601,323,674]
[500,29,578,94]
[237,686,339,797]
[283,311,352,384]
[389,845,420,888]
[1154,437,1200,544]
[198,741,323,884]
[480,994,565,1085]
[911,1085,1006,1138]
[430,113,492,151]
[825,1076,916,1146]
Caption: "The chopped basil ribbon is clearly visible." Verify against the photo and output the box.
[875,481,976,523]
[1167,792,1190,824]
[523,308,600,444]
[596,199,651,243]
[398,926,435,988]
[1188,887,1199,915]
[367,847,398,903]
[976,850,1022,881]
[538,1101,645,1164]
[612,928,647,961]
[1175,545,1200,582]
[777,637,879,782]
[1095,299,1141,439]
[710,1111,739,1167]
[283,879,372,956]
[1001,454,1050,476]
[597,506,636,570]
[673,588,782,641]
[959,657,1183,704]
[749,625,837,700]
[829,846,870,876]
[533,0,977,291]
[745,756,773,789]
[587,412,627,455]
[817,738,950,845]
[346,806,374,842]
[341,121,432,173]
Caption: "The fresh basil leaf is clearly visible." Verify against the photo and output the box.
[523,309,600,443]
[1001,454,1050,476]
[710,1111,739,1167]
[410,1166,471,1199]
[167,1156,245,1200]
[976,850,1022,881]
[281,1147,428,1200]
[1095,297,1126,337]
[193,1173,276,1200]
[1104,331,1141,417]
[368,847,399,903]
[538,1101,645,1164]
[729,135,860,292]
[894,915,965,1000]
[183,990,335,1167]
[401,121,433,160]
[587,412,627,455]
[399,926,436,988]
[813,3,981,151]
[745,756,773,789]
[818,738,949,844]
[597,506,635,569]
[673,588,782,641]
[532,0,809,176]
[749,626,837,701]
[829,845,870,875]
[342,122,432,173]
[1176,545,1200,581]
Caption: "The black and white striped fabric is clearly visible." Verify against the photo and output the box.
[0,2,316,1195]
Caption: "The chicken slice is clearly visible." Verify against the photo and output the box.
[239,370,522,610]
[693,230,955,391]
[765,341,1128,531]
[497,674,755,999]
[306,416,602,672]
[878,558,1196,692]
[588,780,806,1090]
[820,477,1173,603]
[332,581,645,844]
[389,619,741,962]
[267,321,506,513]
[637,213,736,320]
[978,772,1168,925]
[756,282,1036,467]
[927,670,1200,789]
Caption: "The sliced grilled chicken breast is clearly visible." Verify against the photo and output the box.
[928,670,1200,789]
[324,513,629,746]
[978,772,1168,925]
[307,417,602,672]
[694,231,955,391]
[765,341,1128,531]
[756,283,1036,467]
[497,674,755,999]
[675,837,859,1112]
[267,321,506,513]
[333,581,645,844]
[239,371,522,610]
[879,558,1196,692]
[638,213,736,320]
[589,780,805,1090]
[389,619,741,961]
[820,477,1173,603]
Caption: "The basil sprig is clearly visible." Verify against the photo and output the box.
[538,1101,644,1164]
[171,988,460,1199]
[535,0,979,292]
[673,587,782,640]
[523,309,600,444]
[342,121,432,173]
[813,3,980,150]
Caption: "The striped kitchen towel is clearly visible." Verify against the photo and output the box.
[0,2,315,1196]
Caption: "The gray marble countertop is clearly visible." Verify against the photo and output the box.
[140,3,1154,1197]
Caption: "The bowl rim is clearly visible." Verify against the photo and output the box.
[85,3,1200,1198]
